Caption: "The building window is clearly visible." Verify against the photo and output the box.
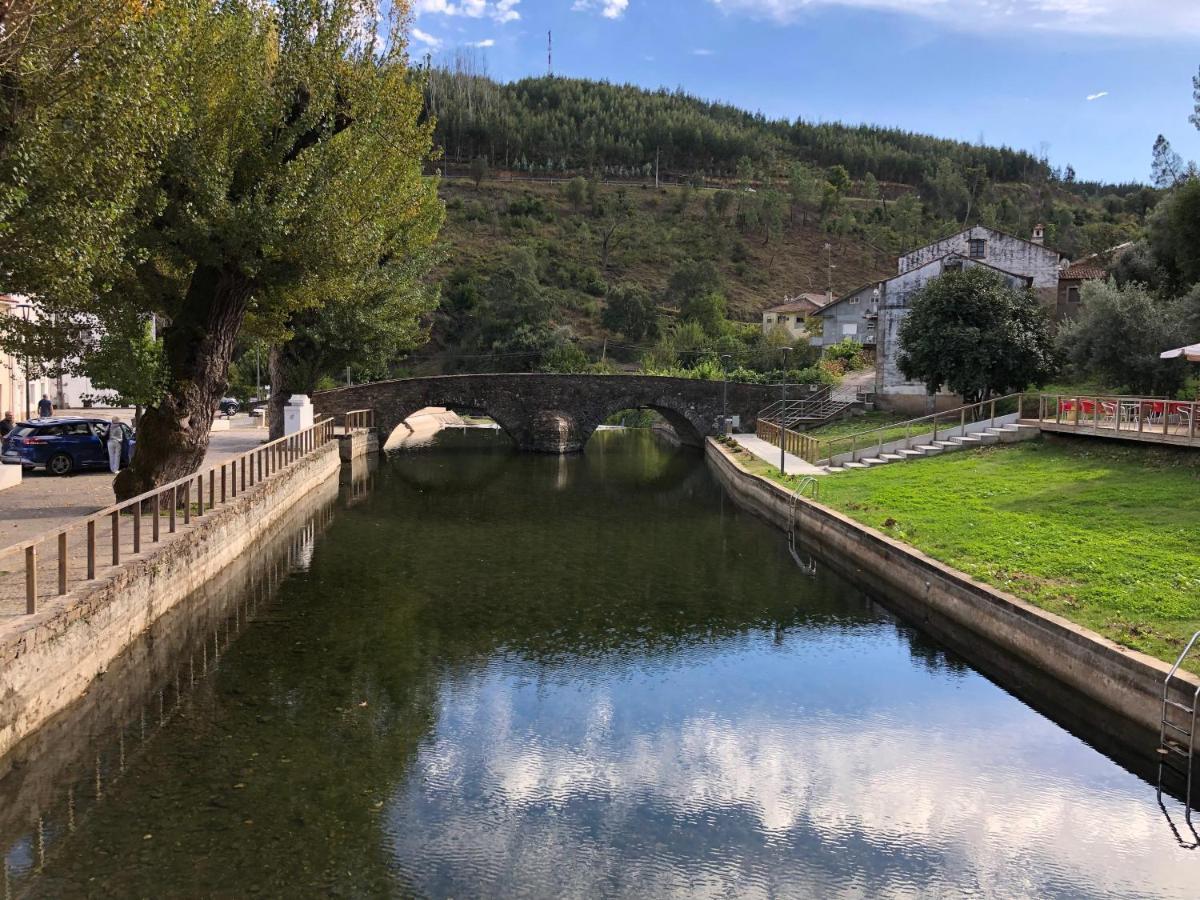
[849,295,859,304]
[1067,286,1080,303]
[968,239,986,259]
[764,315,774,324]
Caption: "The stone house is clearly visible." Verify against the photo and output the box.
[867,226,1065,412]
[1054,242,1131,321]
[761,293,827,342]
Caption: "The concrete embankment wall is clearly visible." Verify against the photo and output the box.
[0,444,341,759]
[706,438,1197,740]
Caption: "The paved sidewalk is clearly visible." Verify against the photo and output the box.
[0,415,269,547]
[732,433,825,476]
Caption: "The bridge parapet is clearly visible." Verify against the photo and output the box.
[313,374,810,453]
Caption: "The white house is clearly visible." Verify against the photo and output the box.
[0,295,103,418]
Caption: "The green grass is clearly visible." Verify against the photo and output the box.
[741,438,1200,671]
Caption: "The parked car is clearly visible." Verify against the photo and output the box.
[0,417,136,476]
[218,397,240,417]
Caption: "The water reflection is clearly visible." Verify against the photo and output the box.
[0,429,1194,898]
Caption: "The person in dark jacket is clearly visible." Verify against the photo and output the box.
[37,394,53,418]
[0,411,13,437]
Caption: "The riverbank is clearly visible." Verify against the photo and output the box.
[733,436,1200,672]
[705,436,1200,739]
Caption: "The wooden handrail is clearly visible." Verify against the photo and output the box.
[1,418,336,616]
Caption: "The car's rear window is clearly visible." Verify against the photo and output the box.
[35,424,66,436]
[9,426,34,439]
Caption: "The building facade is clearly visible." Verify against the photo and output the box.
[761,294,826,342]
[815,281,881,349]
[0,295,101,418]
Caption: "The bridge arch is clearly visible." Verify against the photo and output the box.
[312,374,786,454]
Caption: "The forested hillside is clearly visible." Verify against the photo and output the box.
[413,66,1159,378]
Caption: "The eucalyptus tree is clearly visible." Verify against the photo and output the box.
[1,0,443,500]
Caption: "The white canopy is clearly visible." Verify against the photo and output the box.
[1160,343,1200,361]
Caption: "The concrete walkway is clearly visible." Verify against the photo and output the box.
[0,415,270,547]
[731,433,825,476]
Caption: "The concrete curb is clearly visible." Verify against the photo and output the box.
[706,437,1198,739]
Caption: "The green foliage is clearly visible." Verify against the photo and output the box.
[823,338,868,370]
[898,267,1056,401]
[1056,280,1194,396]
[469,156,489,188]
[1147,177,1200,289]
[564,176,587,212]
[679,291,728,337]
[539,343,592,374]
[601,284,658,341]
[83,318,168,409]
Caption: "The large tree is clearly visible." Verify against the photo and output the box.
[1,1,442,500]
[897,267,1056,403]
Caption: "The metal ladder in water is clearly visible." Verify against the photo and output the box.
[787,478,819,574]
[1157,630,1200,832]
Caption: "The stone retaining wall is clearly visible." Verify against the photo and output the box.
[0,443,340,759]
[706,438,1197,742]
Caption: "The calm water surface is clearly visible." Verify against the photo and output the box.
[2,429,1196,898]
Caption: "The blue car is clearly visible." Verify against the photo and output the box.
[1,417,136,476]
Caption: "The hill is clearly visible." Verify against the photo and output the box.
[411,69,1156,376]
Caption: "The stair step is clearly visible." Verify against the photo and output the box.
[1163,720,1193,738]
[879,453,906,462]
[1159,741,1192,758]
[1166,699,1195,715]
[823,466,845,474]
[842,461,869,469]
[897,449,924,458]
[860,457,888,466]
[931,441,959,449]
[915,445,942,453]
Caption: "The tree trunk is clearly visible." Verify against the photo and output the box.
[113,264,252,501]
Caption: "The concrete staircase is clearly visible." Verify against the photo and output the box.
[824,423,1038,473]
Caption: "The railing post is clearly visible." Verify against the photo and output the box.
[209,470,215,509]
[87,520,96,579]
[133,503,141,555]
[1055,395,1061,425]
[152,491,160,542]
[1093,396,1099,431]
[1191,403,1197,443]
[169,486,177,533]
[183,482,191,526]
[196,475,204,517]
[240,455,246,492]
[25,546,37,614]
[1163,402,1171,436]
[1138,399,1145,433]
[58,531,67,596]
[990,398,996,427]
[1073,397,1081,428]
[221,464,227,504]
[111,511,120,565]
[932,415,938,443]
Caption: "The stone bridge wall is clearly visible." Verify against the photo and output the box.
[313,374,803,453]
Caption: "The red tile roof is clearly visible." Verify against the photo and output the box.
[1060,264,1107,281]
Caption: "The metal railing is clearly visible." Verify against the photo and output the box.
[1030,394,1198,447]
[0,418,336,618]
[757,393,1025,464]
[344,409,375,432]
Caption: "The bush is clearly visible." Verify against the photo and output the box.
[824,338,867,369]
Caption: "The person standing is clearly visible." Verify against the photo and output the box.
[0,411,13,438]
[106,417,125,474]
[37,394,53,418]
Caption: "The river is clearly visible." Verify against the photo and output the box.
[0,429,1195,898]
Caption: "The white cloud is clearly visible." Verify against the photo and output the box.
[707,0,1200,37]
[692,48,714,56]
[413,0,520,25]
[473,38,497,48]
[1086,91,1109,101]
[572,0,630,18]
[411,27,443,49]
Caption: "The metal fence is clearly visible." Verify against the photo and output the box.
[0,418,336,619]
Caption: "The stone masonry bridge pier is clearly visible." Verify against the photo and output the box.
[312,374,793,453]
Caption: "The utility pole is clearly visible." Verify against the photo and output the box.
[779,347,792,475]
[824,242,834,305]
[655,147,660,189]
[547,30,552,77]
[720,354,732,433]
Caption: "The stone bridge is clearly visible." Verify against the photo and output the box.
[312,374,798,453]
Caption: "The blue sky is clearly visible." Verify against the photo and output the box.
[409,0,1200,186]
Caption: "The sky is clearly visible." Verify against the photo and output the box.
[408,0,1200,186]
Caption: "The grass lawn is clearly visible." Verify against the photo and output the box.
[736,437,1200,671]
